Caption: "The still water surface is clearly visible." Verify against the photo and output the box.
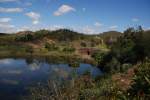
[0,58,102,99]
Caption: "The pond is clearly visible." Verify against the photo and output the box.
[0,58,102,100]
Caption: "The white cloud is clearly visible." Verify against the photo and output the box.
[32,20,39,24]
[0,23,15,33]
[0,17,11,23]
[0,0,18,2]
[0,24,15,28]
[54,4,76,16]
[109,25,118,30]
[132,18,139,22]
[25,12,40,25]
[0,7,23,13]
[16,26,30,32]
[17,25,65,32]
[0,17,15,33]
[94,22,103,27]
[81,26,96,34]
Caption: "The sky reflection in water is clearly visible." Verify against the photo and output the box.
[0,58,102,99]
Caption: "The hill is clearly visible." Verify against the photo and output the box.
[14,29,84,42]
[99,31,122,40]
[98,31,122,45]
[0,33,8,36]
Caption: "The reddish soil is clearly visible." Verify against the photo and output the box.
[112,67,137,91]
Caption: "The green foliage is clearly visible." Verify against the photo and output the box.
[1,27,150,99]
[62,47,75,53]
[14,29,84,42]
[92,51,107,65]
[45,42,59,51]
[104,57,121,73]
[15,33,33,42]
[142,30,150,57]
[25,75,129,100]
[50,29,82,41]
[128,59,150,98]
[90,38,101,47]
[34,30,49,39]
[112,37,137,63]
[91,26,149,73]
[109,26,146,70]
[80,42,87,47]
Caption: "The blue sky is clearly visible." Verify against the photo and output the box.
[0,0,150,34]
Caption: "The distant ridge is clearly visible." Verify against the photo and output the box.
[0,33,7,35]
[16,31,34,35]
[99,31,122,39]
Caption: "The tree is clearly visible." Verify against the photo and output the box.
[92,51,107,65]
[111,26,145,64]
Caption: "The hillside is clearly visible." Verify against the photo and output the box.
[0,30,122,42]
[99,31,122,40]
[14,29,85,42]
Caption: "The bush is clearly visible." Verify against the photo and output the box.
[111,26,146,64]
[45,42,59,51]
[63,47,75,53]
[104,57,121,73]
[91,51,107,65]
[80,42,87,47]
[96,26,147,73]
[128,58,150,99]
[15,34,33,41]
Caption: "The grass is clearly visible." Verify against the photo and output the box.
[24,61,149,100]
[24,74,124,100]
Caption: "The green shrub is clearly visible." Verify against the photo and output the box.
[91,51,106,65]
[15,34,33,41]
[128,58,150,99]
[111,26,146,64]
[80,42,87,47]
[45,42,59,51]
[62,47,75,53]
[104,57,121,73]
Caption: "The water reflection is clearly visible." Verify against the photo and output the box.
[0,79,19,85]
[0,58,102,100]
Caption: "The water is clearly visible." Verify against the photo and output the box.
[0,58,102,100]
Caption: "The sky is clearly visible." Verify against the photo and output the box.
[0,0,150,34]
